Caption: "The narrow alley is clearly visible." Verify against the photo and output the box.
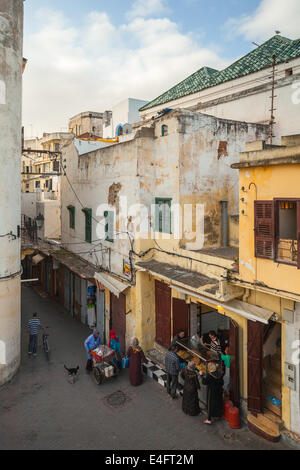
[0,287,293,451]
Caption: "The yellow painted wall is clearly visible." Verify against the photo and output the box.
[239,163,300,295]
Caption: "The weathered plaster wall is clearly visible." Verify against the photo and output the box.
[0,0,23,385]
[140,58,300,146]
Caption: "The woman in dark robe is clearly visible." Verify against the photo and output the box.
[200,362,224,424]
[180,362,201,416]
[127,338,147,387]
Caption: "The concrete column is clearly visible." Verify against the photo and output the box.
[0,0,23,385]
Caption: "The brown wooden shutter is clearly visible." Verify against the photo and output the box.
[229,319,240,407]
[247,320,264,414]
[254,201,275,260]
[155,280,171,349]
[173,298,190,338]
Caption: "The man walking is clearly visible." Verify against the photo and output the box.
[165,344,181,399]
[27,312,43,357]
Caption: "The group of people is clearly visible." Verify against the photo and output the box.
[165,329,230,425]
[84,329,148,387]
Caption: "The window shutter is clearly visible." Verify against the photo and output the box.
[105,211,114,242]
[163,200,171,234]
[254,201,275,260]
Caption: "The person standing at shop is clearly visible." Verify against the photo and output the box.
[221,345,231,396]
[204,331,222,356]
[127,338,148,387]
[200,361,224,425]
[165,344,181,399]
[180,361,201,416]
[109,329,122,370]
[170,329,186,349]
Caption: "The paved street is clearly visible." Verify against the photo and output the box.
[0,287,293,450]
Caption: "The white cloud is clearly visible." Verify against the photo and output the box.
[23,7,229,137]
[128,0,169,19]
[226,0,300,42]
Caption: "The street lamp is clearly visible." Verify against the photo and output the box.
[35,213,44,229]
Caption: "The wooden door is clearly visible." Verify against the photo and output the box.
[173,298,189,338]
[155,280,171,349]
[229,319,240,407]
[110,293,126,354]
[248,320,264,413]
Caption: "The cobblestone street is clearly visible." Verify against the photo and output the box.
[0,287,293,450]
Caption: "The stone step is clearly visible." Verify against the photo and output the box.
[264,379,282,400]
[264,368,282,386]
[247,412,281,443]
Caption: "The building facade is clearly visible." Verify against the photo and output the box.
[140,35,300,146]
[0,0,23,386]
[229,135,300,440]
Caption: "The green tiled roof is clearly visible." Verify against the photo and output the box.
[140,35,300,112]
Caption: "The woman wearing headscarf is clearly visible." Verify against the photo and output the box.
[127,338,147,386]
[200,361,224,424]
[180,362,201,416]
[109,329,122,370]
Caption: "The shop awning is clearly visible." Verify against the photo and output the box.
[94,271,130,298]
[171,285,274,324]
[51,250,96,280]
[32,254,45,265]
[135,259,219,294]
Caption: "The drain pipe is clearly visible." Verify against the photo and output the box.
[220,199,229,247]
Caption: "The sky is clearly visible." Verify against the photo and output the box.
[22,0,300,137]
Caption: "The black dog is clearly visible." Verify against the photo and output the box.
[64,365,79,376]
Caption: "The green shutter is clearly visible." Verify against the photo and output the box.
[155,198,172,234]
[105,211,114,242]
[82,208,92,243]
[67,205,75,229]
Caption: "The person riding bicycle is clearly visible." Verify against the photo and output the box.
[84,329,101,372]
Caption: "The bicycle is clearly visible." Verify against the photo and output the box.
[42,327,50,361]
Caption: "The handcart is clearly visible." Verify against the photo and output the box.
[91,345,119,385]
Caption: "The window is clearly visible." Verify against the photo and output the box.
[82,208,92,243]
[254,199,300,268]
[45,180,48,188]
[54,143,60,152]
[53,160,59,172]
[155,198,172,234]
[35,181,40,189]
[104,210,114,242]
[162,125,168,137]
[67,205,75,229]
[49,179,53,191]
[285,68,293,77]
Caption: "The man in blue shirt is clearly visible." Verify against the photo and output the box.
[165,344,181,399]
[27,312,44,357]
[84,329,101,372]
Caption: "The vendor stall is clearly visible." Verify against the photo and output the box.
[176,337,221,406]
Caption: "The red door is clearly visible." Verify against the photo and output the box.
[110,293,126,354]
[248,320,264,413]
[229,319,240,407]
[173,298,189,338]
[155,280,171,349]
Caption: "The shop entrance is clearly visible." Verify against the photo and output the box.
[263,321,282,417]
[247,320,282,418]
[198,304,240,406]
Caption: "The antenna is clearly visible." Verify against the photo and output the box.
[252,40,278,144]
